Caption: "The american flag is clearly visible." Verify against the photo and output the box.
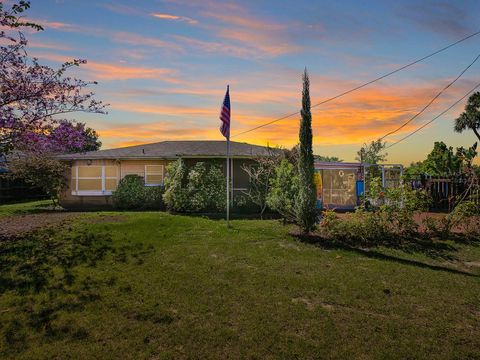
[219,85,230,139]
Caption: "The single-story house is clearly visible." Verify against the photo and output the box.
[57,140,276,209]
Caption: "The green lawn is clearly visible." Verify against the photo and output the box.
[0,199,53,217]
[1,203,479,359]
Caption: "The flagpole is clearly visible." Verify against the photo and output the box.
[226,137,230,228]
[220,84,231,228]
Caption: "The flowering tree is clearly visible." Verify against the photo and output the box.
[18,120,101,153]
[1,1,106,204]
[0,1,106,155]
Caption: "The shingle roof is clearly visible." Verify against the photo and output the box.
[58,140,279,160]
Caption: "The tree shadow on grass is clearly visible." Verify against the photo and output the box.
[168,211,281,221]
[295,233,477,278]
[0,227,154,356]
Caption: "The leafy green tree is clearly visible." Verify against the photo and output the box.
[267,159,299,223]
[295,69,317,233]
[455,92,480,141]
[81,126,102,152]
[423,141,462,176]
[404,161,427,178]
[355,139,387,164]
[7,152,68,206]
[405,141,477,177]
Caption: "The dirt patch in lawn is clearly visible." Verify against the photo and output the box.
[86,214,126,224]
[0,212,80,237]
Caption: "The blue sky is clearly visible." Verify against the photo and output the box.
[19,0,480,164]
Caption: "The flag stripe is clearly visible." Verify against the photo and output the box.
[219,86,230,139]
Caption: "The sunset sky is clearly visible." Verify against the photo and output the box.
[21,0,480,164]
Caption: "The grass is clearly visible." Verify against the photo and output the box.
[0,199,53,217]
[0,201,479,359]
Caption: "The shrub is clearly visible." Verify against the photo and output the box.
[163,159,226,213]
[112,175,164,210]
[321,177,431,244]
[8,153,68,206]
[163,159,189,212]
[267,159,299,223]
[232,193,258,213]
[241,151,283,218]
[423,201,480,239]
[362,177,430,238]
[144,185,165,210]
[186,162,226,212]
[112,175,146,209]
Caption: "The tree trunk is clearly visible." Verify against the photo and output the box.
[473,127,480,141]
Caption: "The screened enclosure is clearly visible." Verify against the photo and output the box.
[315,162,403,210]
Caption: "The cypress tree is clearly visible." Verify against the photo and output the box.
[296,68,317,233]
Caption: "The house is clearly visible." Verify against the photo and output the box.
[58,140,276,209]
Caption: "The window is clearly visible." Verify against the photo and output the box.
[72,165,118,196]
[145,165,164,186]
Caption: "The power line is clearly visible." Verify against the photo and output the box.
[232,30,480,138]
[379,52,480,140]
[385,82,480,149]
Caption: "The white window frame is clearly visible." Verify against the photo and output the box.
[72,165,119,196]
[144,165,164,186]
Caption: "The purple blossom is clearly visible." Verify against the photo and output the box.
[0,1,107,155]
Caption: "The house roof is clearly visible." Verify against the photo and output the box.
[58,140,279,160]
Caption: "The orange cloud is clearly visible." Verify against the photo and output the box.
[32,52,179,82]
[26,18,82,32]
[92,80,474,165]
[198,5,300,57]
[85,62,178,81]
[103,77,465,151]
[27,17,183,55]
[97,123,219,149]
[202,11,281,31]
[111,102,216,117]
[110,31,183,52]
[108,84,298,105]
[217,28,300,57]
[151,13,198,25]
[171,35,259,59]
[231,83,465,147]
[27,40,71,51]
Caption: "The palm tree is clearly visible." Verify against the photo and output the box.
[454,92,480,141]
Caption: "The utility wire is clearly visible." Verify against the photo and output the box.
[385,82,480,149]
[232,30,480,138]
[379,52,480,140]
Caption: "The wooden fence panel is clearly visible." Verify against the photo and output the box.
[413,175,479,212]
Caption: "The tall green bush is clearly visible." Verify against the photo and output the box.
[163,159,226,212]
[112,175,164,210]
[267,159,299,222]
[163,159,189,212]
[187,162,226,212]
[296,69,317,233]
